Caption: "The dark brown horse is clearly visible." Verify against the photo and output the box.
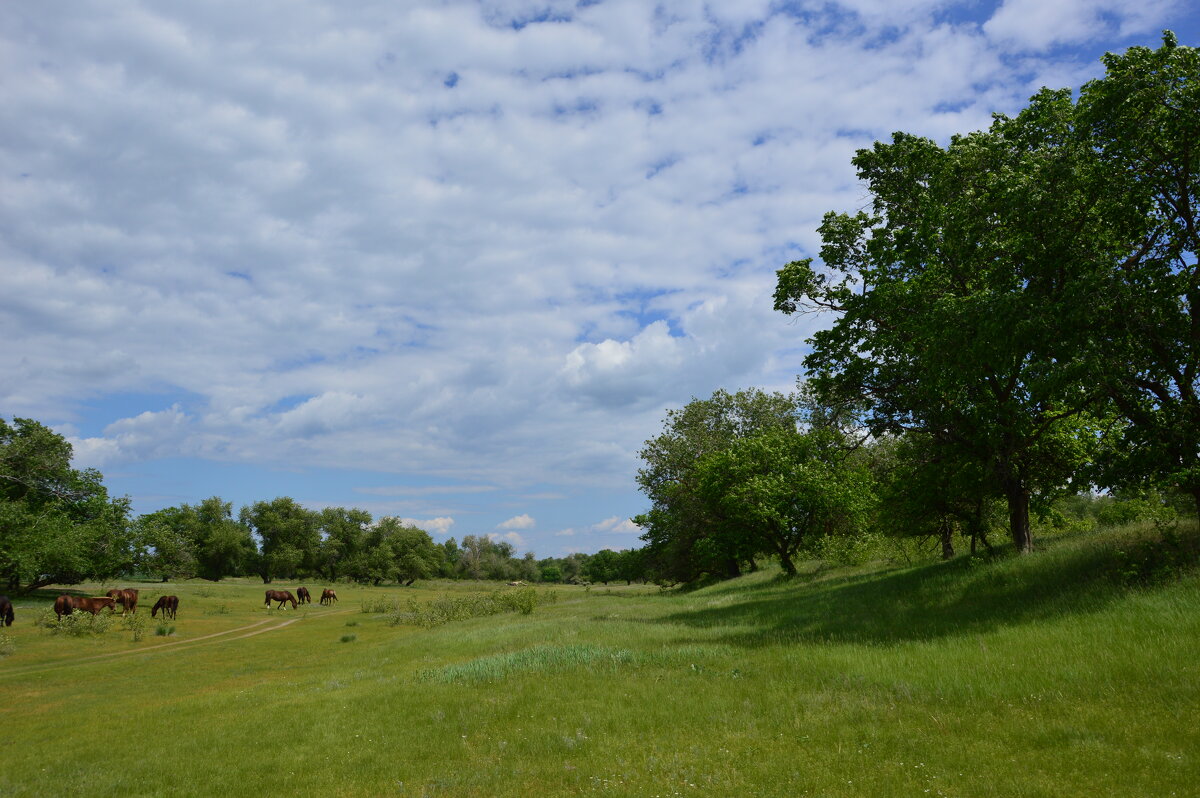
[54,594,77,619]
[264,589,297,609]
[0,595,13,626]
[105,588,139,614]
[319,588,338,605]
[296,586,312,604]
[151,595,179,619]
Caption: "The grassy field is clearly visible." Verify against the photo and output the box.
[1,524,1198,797]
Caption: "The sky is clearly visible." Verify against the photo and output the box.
[3,1,1197,557]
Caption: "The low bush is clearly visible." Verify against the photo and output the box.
[0,633,14,657]
[39,608,114,637]
[155,624,175,637]
[340,633,357,643]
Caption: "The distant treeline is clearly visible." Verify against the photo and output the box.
[0,416,645,592]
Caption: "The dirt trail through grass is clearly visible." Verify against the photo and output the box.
[0,608,357,678]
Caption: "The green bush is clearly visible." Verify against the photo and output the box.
[42,609,113,636]
[1112,528,1199,586]
[0,633,14,657]
[387,589,557,628]
[122,612,148,641]
[155,624,175,637]
[361,597,401,614]
[340,634,357,643]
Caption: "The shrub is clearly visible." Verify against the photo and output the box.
[387,589,558,628]
[155,624,175,637]
[43,609,113,637]
[1112,528,1200,586]
[361,597,401,614]
[0,633,14,658]
[121,612,147,641]
[340,634,357,643]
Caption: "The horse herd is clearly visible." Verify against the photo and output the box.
[47,589,180,621]
[264,587,337,609]
[0,585,339,628]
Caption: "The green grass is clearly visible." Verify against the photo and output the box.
[1,525,1198,796]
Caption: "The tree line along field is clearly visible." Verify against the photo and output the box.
[1,521,1197,797]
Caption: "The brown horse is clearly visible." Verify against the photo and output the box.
[319,588,338,605]
[74,596,116,615]
[264,589,297,609]
[151,595,179,619]
[105,588,139,614]
[0,595,13,626]
[54,594,77,619]
[296,586,312,604]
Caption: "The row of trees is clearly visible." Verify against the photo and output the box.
[1,417,644,592]
[636,34,1200,581]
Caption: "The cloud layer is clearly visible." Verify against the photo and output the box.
[1,0,1190,553]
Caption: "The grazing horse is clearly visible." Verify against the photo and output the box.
[0,595,13,626]
[54,594,77,619]
[264,589,297,609]
[73,596,116,615]
[105,588,140,614]
[296,586,312,604]
[319,588,338,605]
[151,595,179,619]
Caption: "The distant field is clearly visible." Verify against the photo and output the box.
[2,525,1198,797]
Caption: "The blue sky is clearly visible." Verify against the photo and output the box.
[3,0,1197,556]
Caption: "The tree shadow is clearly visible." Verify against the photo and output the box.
[644,527,1199,648]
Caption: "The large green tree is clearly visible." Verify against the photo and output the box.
[775,81,1129,552]
[1076,34,1200,515]
[634,388,801,582]
[0,417,133,592]
[240,497,321,583]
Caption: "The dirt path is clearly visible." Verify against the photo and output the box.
[0,608,358,679]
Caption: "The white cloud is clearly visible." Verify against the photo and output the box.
[593,516,642,534]
[488,531,527,549]
[498,513,535,530]
[401,516,455,536]
[984,0,1177,51]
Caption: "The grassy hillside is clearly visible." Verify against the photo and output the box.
[1,523,1198,797]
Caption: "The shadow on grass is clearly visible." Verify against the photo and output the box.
[646,524,1200,648]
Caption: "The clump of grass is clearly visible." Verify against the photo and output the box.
[0,633,14,657]
[194,586,217,598]
[361,597,401,614]
[388,588,557,628]
[203,604,231,616]
[340,633,357,643]
[419,644,637,684]
[155,624,175,637]
[344,619,358,627]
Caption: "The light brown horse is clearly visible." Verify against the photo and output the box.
[264,589,297,609]
[319,588,338,605]
[296,586,312,604]
[105,588,139,614]
[73,596,116,615]
[151,595,179,619]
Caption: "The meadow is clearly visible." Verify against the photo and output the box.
[1,523,1198,797]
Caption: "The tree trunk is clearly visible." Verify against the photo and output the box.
[777,549,797,576]
[1003,477,1033,553]
[940,519,955,560]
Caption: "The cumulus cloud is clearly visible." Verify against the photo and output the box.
[593,516,641,534]
[401,516,455,537]
[498,513,535,530]
[489,531,527,549]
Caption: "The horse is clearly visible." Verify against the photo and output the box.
[296,586,312,604]
[264,589,297,609]
[73,596,116,615]
[54,594,77,619]
[0,595,13,626]
[319,588,337,605]
[151,595,179,619]
[105,588,139,614]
